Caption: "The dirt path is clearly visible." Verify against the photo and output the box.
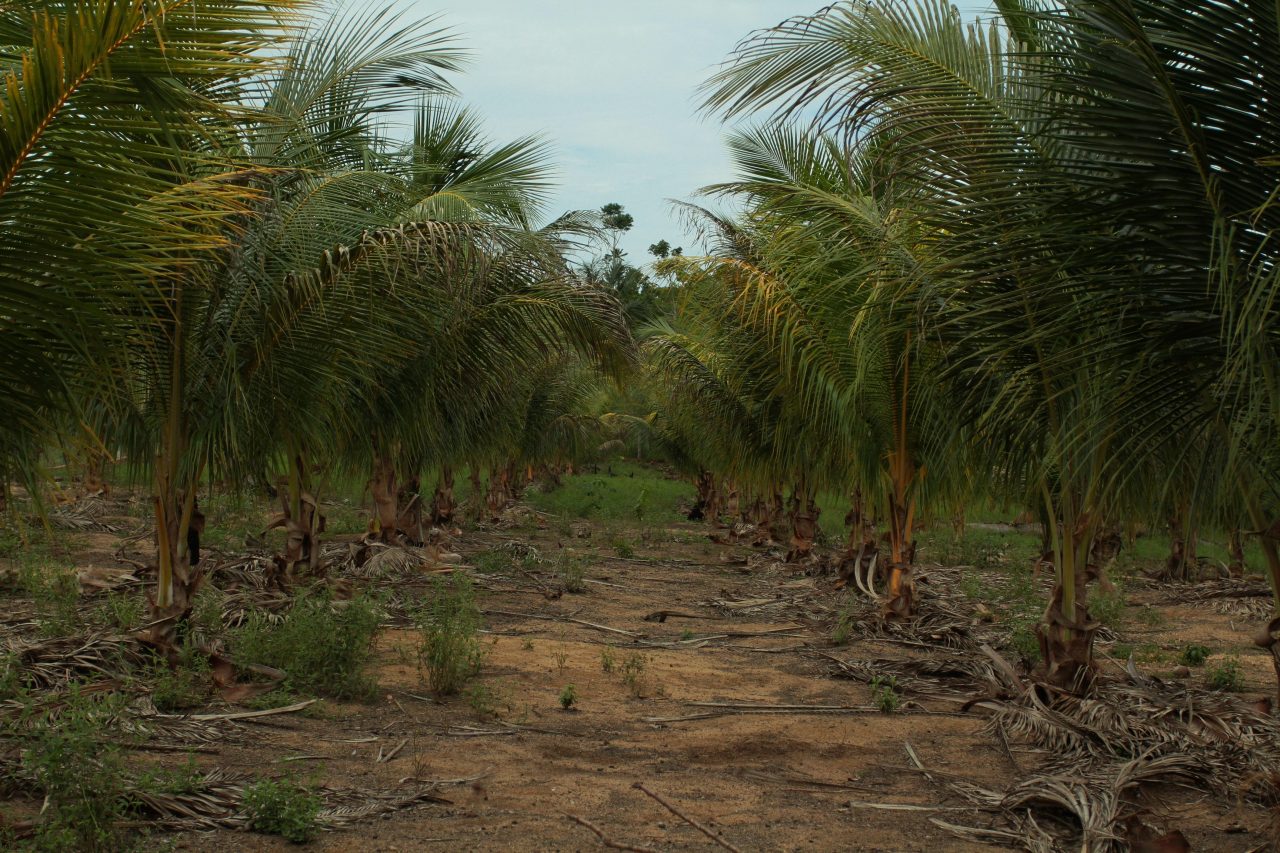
[141,522,1275,852]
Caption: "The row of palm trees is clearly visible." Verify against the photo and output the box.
[1,2,633,644]
[648,0,1279,690]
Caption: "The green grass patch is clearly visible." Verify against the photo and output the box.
[523,461,691,523]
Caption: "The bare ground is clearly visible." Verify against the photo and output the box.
[6,507,1280,851]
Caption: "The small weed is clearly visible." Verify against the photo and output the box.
[556,553,586,594]
[18,687,129,851]
[553,649,569,674]
[1206,657,1244,691]
[242,777,321,843]
[612,539,635,559]
[136,758,203,796]
[620,652,650,698]
[832,599,856,647]
[190,585,226,641]
[520,637,534,651]
[20,562,81,636]
[473,550,514,575]
[680,629,695,641]
[414,575,484,696]
[559,684,578,710]
[466,683,503,718]
[1180,644,1211,667]
[98,591,143,632]
[870,675,900,713]
[600,647,616,673]
[1088,585,1127,627]
[1007,622,1042,664]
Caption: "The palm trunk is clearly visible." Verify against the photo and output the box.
[1037,499,1100,691]
[838,486,878,588]
[1227,527,1246,578]
[269,447,325,586]
[430,464,456,525]
[370,453,398,543]
[149,323,205,648]
[882,336,919,619]
[1165,507,1198,581]
[785,478,819,562]
[688,471,722,524]
[1245,496,1280,704]
[397,459,424,546]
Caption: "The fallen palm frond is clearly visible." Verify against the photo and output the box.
[44,497,121,533]
[1,632,150,690]
[823,653,1000,699]
[982,678,1280,799]
[928,751,1200,853]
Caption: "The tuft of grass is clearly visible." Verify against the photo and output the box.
[611,539,635,559]
[1206,657,1244,692]
[600,646,616,673]
[558,684,578,710]
[232,592,382,700]
[414,575,484,696]
[1087,583,1127,627]
[242,777,321,844]
[1180,644,1211,667]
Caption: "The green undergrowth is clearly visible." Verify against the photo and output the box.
[523,461,690,523]
[231,592,382,700]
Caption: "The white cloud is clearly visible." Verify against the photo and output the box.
[372,0,993,261]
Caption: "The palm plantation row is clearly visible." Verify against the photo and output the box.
[1,3,635,647]
[645,0,1280,691]
[3,0,1279,698]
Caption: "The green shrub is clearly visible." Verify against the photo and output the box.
[242,777,321,843]
[150,641,212,712]
[232,593,382,700]
[611,539,635,559]
[600,646,616,673]
[1206,657,1244,691]
[558,684,577,710]
[1180,644,1211,667]
[414,575,484,696]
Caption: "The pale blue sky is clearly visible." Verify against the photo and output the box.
[392,1,991,262]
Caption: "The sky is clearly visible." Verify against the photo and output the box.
[392,0,991,264]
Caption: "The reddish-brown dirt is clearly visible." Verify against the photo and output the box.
[8,508,1280,851]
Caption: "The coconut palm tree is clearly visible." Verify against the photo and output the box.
[0,0,304,505]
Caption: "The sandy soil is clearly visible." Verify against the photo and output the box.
[8,506,1279,851]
